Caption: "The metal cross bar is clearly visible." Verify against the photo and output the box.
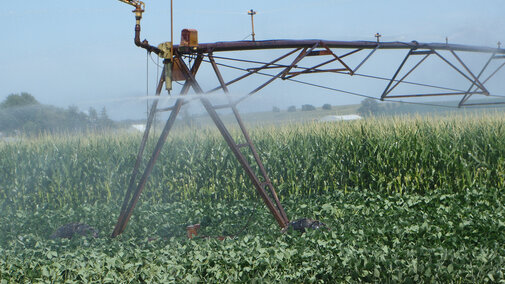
[449,50,489,95]
[247,44,320,94]
[433,50,488,93]
[283,58,340,79]
[281,47,309,78]
[353,45,379,73]
[339,48,363,59]
[156,101,190,112]
[285,68,348,77]
[283,45,354,78]
[384,53,431,97]
[112,98,184,237]
[112,68,166,237]
[210,54,294,69]
[206,48,301,93]
[176,54,289,228]
[385,91,485,98]
[179,55,204,94]
[321,43,353,74]
[381,49,412,100]
[410,50,435,55]
[200,97,288,228]
[459,53,496,107]
[208,53,289,225]
[481,62,505,86]
[281,43,322,78]
[209,54,288,223]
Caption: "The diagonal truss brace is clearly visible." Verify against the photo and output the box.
[459,53,505,107]
[207,53,289,224]
[380,48,492,101]
[281,42,355,79]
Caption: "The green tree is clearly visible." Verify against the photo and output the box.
[0,93,39,109]
[301,104,316,111]
[322,103,332,110]
[88,107,98,127]
[0,93,115,135]
[65,105,89,131]
[357,98,380,117]
[287,106,296,112]
[99,107,114,128]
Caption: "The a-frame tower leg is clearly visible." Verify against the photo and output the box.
[176,52,289,228]
[111,56,203,237]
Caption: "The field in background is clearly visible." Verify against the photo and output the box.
[1,113,505,282]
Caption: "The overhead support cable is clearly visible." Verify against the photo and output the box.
[199,57,462,109]
[459,52,496,107]
[191,51,469,94]
[200,56,505,109]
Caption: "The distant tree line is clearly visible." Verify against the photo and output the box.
[356,97,487,117]
[0,93,115,136]
[357,98,380,117]
[273,103,333,113]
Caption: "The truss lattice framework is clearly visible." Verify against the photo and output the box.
[173,39,505,108]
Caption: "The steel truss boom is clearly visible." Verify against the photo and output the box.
[171,39,505,108]
[113,1,505,237]
[113,39,505,236]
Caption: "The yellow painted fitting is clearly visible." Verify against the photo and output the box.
[135,10,143,19]
[157,42,173,59]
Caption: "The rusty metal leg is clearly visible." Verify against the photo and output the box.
[200,98,288,228]
[230,105,289,224]
[112,54,204,237]
[208,53,289,225]
[180,55,203,94]
[113,68,166,237]
[176,53,288,228]
[111,98,184,237]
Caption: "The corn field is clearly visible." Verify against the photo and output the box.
[2,114,505,210]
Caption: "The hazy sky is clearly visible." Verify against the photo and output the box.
[3,0,505,119]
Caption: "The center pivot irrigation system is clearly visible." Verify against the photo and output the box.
[111,0,505,237]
